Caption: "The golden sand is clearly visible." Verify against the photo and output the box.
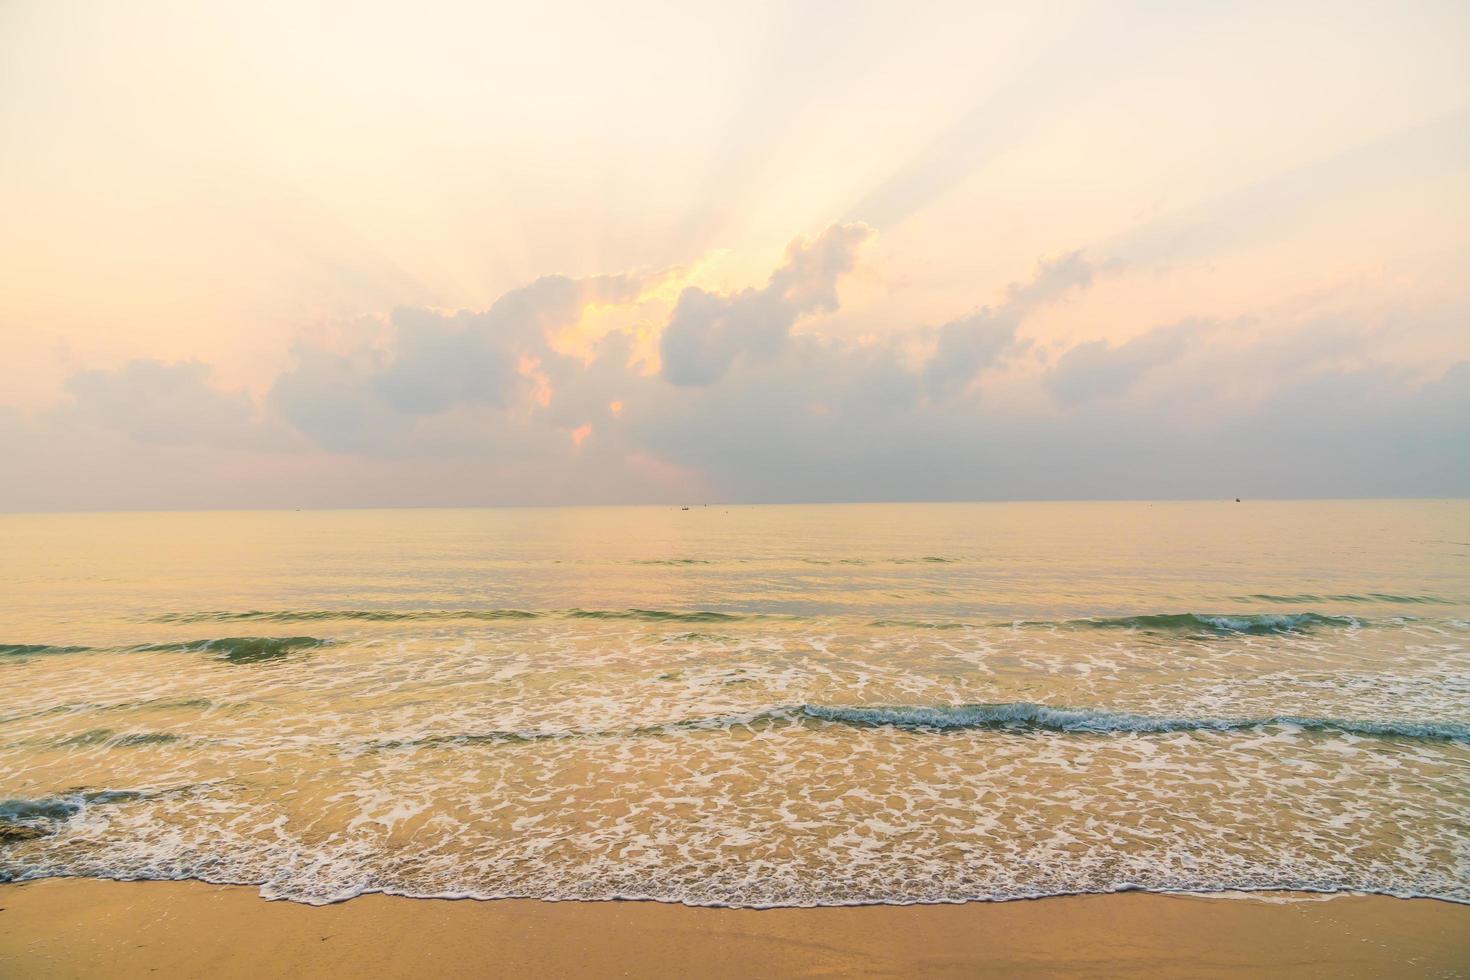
[1,880,1465,978]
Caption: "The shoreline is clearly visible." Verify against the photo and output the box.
[3,878,1467,978]
[4,872,1469,911]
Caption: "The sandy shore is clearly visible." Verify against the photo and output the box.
[1,879,1465,978]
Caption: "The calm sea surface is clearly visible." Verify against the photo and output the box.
[1,501,1467,906]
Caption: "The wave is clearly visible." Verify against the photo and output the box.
[369,709,783,751]
[806,556,957,565]
[0,789,150,843]
[4,637,326,664]
[0,607,1424,673]
[569,608,750,623]
[868,619,975,629]
[798,703,1470,741]
[866,612,1367,633]
[151,610,541,623]
[1058,613,1360,634]
[1230,593,1457,606]
[128,636,326,664]
[7,609,1421,670]
[53,730,185,748]
[369,702,1470,749]
[1,643,93,657]
[145,609,1403,633]
[628,558,716,566]
[149,609,759,625]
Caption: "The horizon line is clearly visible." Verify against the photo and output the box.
[2,495,1466,517]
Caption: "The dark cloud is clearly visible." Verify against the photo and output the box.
[1046,320,1200,405]
[374,306,522,415]
[635,351,1470,502]
[660,223,872,386]
[268,346,404,454]
[923,311,1025,401]
[924,251,1098,400]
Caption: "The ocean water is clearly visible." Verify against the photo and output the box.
[1,501,1467,907]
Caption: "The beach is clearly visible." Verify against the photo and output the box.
[2,880,1466,978]
[4,0,1467,974]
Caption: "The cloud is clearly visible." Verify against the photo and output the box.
[1003,251,1098,311]
[660,223,873,386]
[635,350,1470,502]
[1046,320,1200,405]
[374,305,522,415]
[924,251,1098,400]
[4,230,1466,510]
[268,273,645,454]
[922,311,1022,401]
[268,346,404,454]
[57,360,273,449]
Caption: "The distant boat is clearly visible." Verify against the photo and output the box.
[681,506,689,511]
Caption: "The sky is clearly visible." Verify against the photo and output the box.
[1,0,1467,509]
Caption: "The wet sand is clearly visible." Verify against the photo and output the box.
[0,880,1465,978]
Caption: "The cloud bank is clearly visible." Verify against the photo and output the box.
[3,224,1466,510]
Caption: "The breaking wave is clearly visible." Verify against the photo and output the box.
[127,636,326,664]
[368,702,1470,748]
[0,790,150,843]
[2,637,326,663]
[798,703,1470,741]
[1057,613,1361,634]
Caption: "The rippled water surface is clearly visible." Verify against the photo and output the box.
[1,501,1467,905]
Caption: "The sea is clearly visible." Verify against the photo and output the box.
[1,501,1467,907]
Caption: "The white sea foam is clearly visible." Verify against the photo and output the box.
[2,612,1467,907]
